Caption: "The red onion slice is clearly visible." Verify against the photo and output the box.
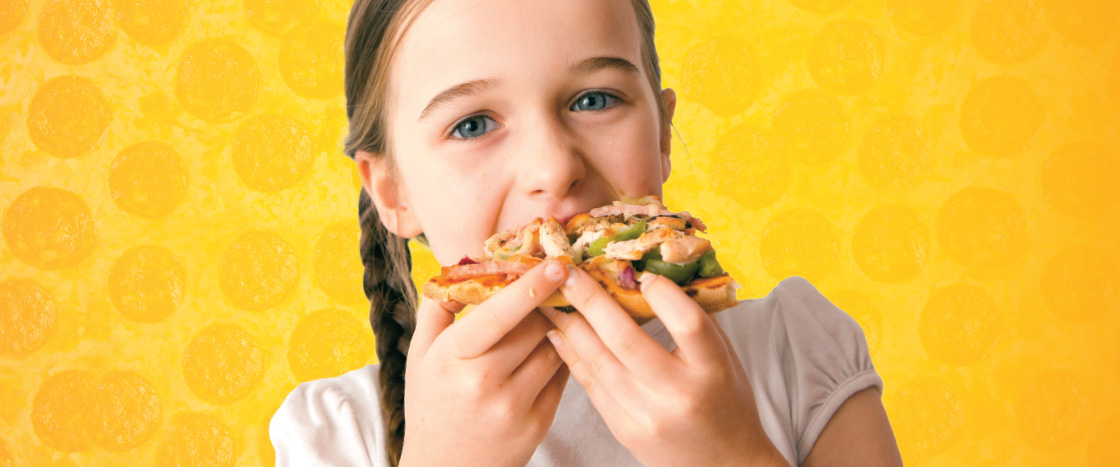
[619,265,637,290]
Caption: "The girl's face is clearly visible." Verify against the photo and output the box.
[358,0,676,265]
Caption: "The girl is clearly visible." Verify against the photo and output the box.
[271,0,902,465]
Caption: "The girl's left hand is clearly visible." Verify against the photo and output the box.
[540,266,789,467]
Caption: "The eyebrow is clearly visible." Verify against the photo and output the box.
[417,56,640,121]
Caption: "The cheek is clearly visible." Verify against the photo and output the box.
[594,116,664,191]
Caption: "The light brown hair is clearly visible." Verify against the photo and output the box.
[343,1,666,465]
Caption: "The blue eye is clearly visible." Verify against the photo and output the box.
[450,115,498,139]
[571,91,620,111]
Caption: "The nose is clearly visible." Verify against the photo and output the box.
[514,115,586,198]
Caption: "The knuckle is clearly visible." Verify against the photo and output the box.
[588,353,608,376]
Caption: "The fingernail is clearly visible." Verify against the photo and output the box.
[564,266,579,288]
[546,330,564,350]
[638,273,657,293]
[545,260,565,282]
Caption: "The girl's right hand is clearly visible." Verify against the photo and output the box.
[399,259,571,467]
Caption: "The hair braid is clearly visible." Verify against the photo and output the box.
[358,189,417,467]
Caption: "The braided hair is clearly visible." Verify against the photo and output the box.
[342,0,664,465]
[357,189,417,465]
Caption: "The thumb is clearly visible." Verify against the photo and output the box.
[409,296,464,363]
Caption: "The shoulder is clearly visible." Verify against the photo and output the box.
[712,276,883,465]
[713,275,871,358]
[270,365,386,467]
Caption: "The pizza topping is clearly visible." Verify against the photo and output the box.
[618,265,637,290]
[697,250,724,278]
[641,251,701,286]
[587,197,708,233]
[588,220,648,257]
[647,215,688,231]
[570,230,606,262]
[538,216,574,259]
[604,227,676,260]
[486,218,546,260]
[442,254,541,281]
[458,255,478,265]
[658,233,712,264]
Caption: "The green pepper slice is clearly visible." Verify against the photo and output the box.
[642,257,700,285]
[697,249,724,277]
[586,220,647,257]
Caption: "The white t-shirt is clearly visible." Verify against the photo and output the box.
[270,276,882,466]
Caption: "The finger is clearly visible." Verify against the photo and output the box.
[513,338,564,408]
[449,259,568,358]
[557,266,676,378]
[486,310,556,375]
[410,296,464,363]
[638,273,725,367]
[544,329,631,425]
[541,303,675,385]
[530,361,570,428]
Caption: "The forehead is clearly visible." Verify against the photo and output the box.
[390,0,643,110]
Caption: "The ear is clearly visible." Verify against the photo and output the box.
[354,150,424,238]
[658,88,677,184]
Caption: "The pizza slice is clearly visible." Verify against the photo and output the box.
[421,195,740,323]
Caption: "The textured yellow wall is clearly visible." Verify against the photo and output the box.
[1,0,1118,465]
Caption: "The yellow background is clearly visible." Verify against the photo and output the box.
[1,0,1119,465]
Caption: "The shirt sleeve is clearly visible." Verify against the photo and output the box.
[772,276,883,466]
[269,369,386,467]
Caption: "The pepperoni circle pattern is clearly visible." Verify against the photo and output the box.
[279,20,346,99]
[759,209,839,282]
[857,115,932,190]
[218,230,299,311]
[919,283,1003,365]
[109,141,190,218]
[851,204,930,283]
[0,0,29,35]
[313,222,366,304]
[970,0,1048,65]
[36,0,116,65]
[935,186,1028,268]
[807,20,884,95]
[2,187,96,270]
[174,39,261,123]
[243,0,318,36]
[772,89,850,166]
[26,75,112,159]
[93,371,161,451]
[157,412,234,467]
[888,0,960,36]
[0,279,57,357]
[181,323,263,404]
[706,127,790,209]
[30,370,99,452]
[110,0,188,46]
[959,76,1045,159]
[231,113,314,193]
[889,377,965,457]
[680,37,764,116]
[287,308,375,382]
[1040,245,1119,323]
[108,245,186,323]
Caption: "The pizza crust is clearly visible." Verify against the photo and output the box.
[421,264,739,324]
